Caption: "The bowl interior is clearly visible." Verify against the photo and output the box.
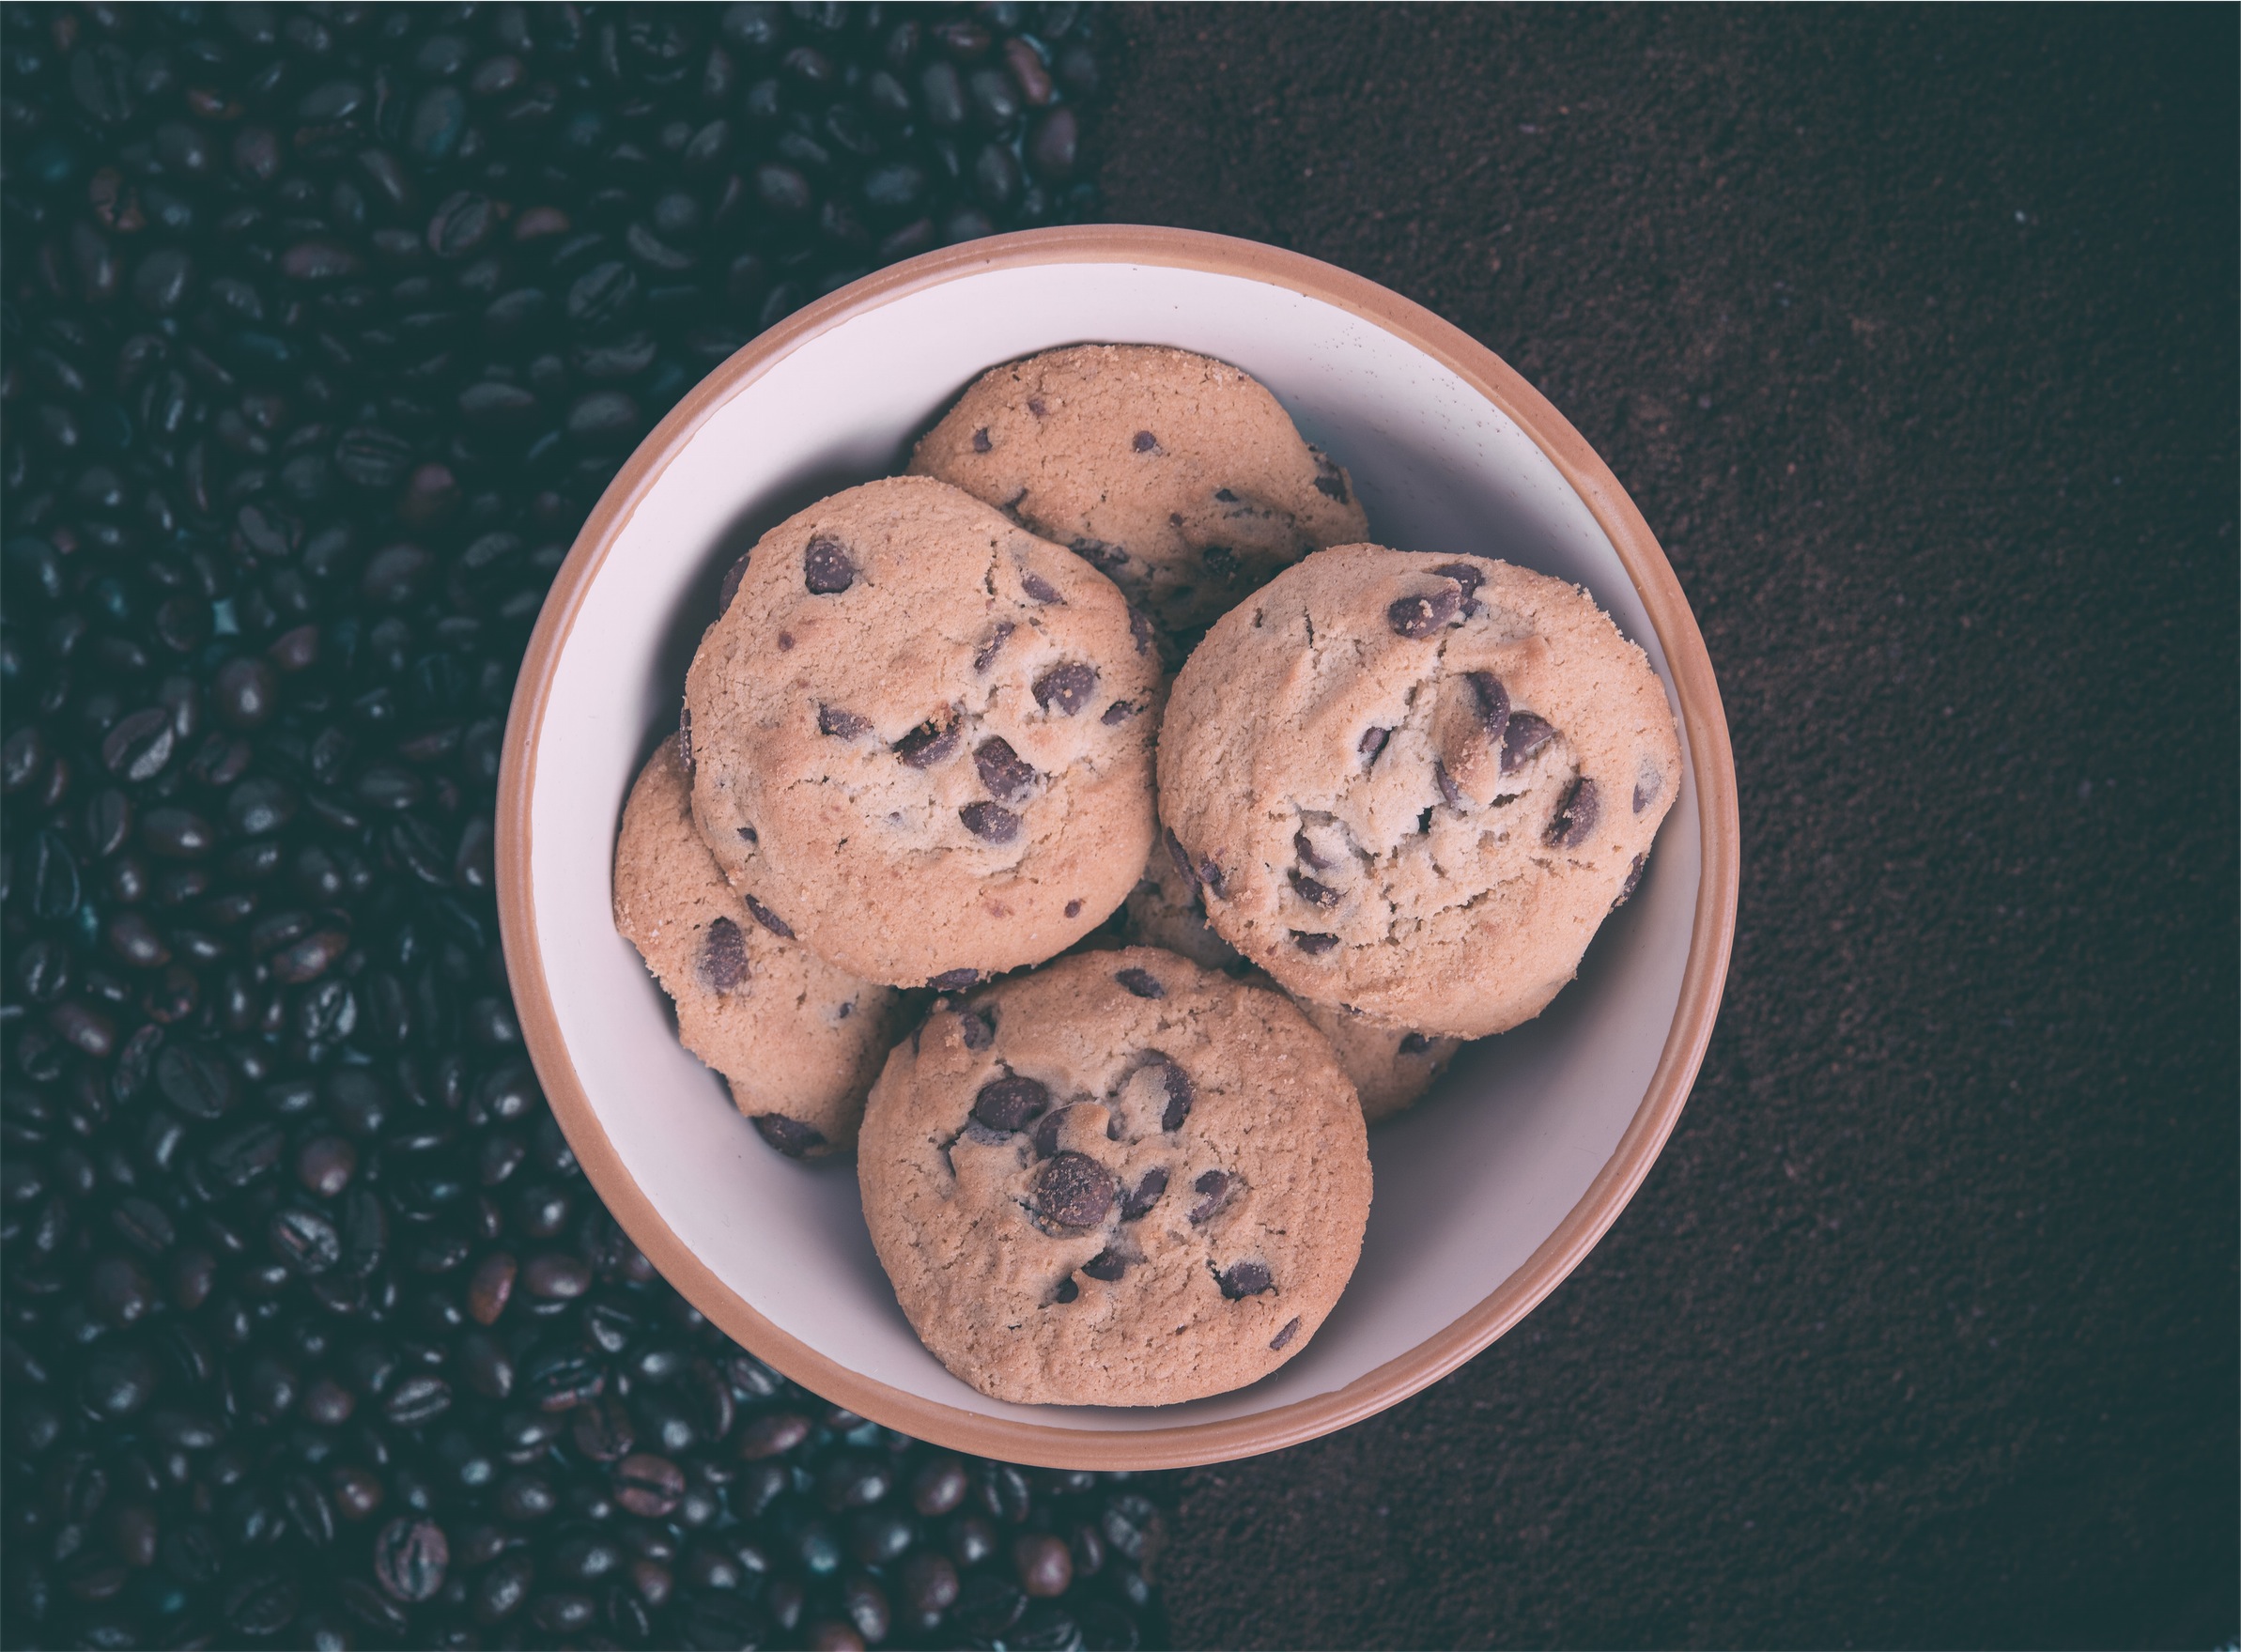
[518,256,1704,1439]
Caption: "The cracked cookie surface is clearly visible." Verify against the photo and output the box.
[857,947,1371,1407]
[612,735,904,1156]
[909,344,1369,636]
[1156,546,1682,1040]
[684,476,1161,988]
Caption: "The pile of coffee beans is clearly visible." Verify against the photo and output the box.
[1,3,1167,1646]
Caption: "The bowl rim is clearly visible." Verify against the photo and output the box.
[496,224,1740,1470]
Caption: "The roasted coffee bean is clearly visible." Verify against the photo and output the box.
[615,1452,686,1518]
[374,1515,449,1602]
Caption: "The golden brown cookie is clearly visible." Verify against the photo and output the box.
[683,476,1161,989]
[858,947,1371,1406]
[910,344,1369,636]
[611,736,904,1156]
[1156,547,1681,1040]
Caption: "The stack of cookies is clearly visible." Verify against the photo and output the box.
[613,345,1680,1407]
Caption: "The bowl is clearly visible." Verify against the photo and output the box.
[496,225,1739,1470]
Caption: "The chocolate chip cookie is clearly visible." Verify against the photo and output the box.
[1156,547,1682,1040]
[684,476,1161,989]
[857,947,1371,1406]
[612,736,904,1157]
[909,344,1370,636]
[1294,1002,1461,1125]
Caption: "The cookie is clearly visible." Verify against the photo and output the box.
[1121,824,1245,974]
[684,476,1162,989]
[1293,1001,1461,1125]
[858,947,1371,1407]
[612,735,904,1157]
[910,344,1370,636]
[1155,547,1682,1040]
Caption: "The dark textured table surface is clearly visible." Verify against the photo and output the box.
[1101,7,2238,1648]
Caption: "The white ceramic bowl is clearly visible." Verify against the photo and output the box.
[497,226,1739,1469]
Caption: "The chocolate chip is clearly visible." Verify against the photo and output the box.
[737,825,758,844]
[1151,1058,1194,1131]
[1634,768,1663,813]
[955,1010,996,1050]
[1430,561,1488,606]
[1164,828,1198,887]
[803,533,856,594]
[1203,544,1239,581]
[1082,1250,1127,1281]
[1294,829,1334,869]
[1114,967,1165,999]
[1033,662,1098,716]
[1290,872,1339,909]
[1197,858,1229,900]
[1218,1260,1273,1299]
[752,1116,826,1158]
[1359,726,1391,765]
[972,739,1037,803]
[1292,931,1339,955]
[930,967,981,993]
[1100,700,1139,725]
[1064,899,1083,918]
[1547,776,1600,848]
[700,919,747,992]
[1018,569,1063,605]
[1501,713,1556,773]
[1614,851,1648,909]
[894,714,961,768]
[1131,430,1158,454]
[1388,581,1461,639]
[1030,1106,1076,1159]
[1028,396,1048,418]
[973,1074,1050,1132]
[1310,449,1351,503]
[1033,1152,1117,1228]
[1187,1169,1231,1224]
[1269,1316,1302,1351]
[1467,671,1510,737]
[1399,1032,1434,1056]
[1120,1167,1167,1220]
[974,621,1016,672]
[1434,762,1465,809]
[678,707,694,773]
[972,427,991,453]
[743,895,794,940]
[779,630,796,650]
[1129,606,1156,656]
[1068,535,1126,572]
[1054,1277,1079,1304]
[818,704,872,740]
[719,551,751,613]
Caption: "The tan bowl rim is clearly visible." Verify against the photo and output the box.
[496,224,1741,1471]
